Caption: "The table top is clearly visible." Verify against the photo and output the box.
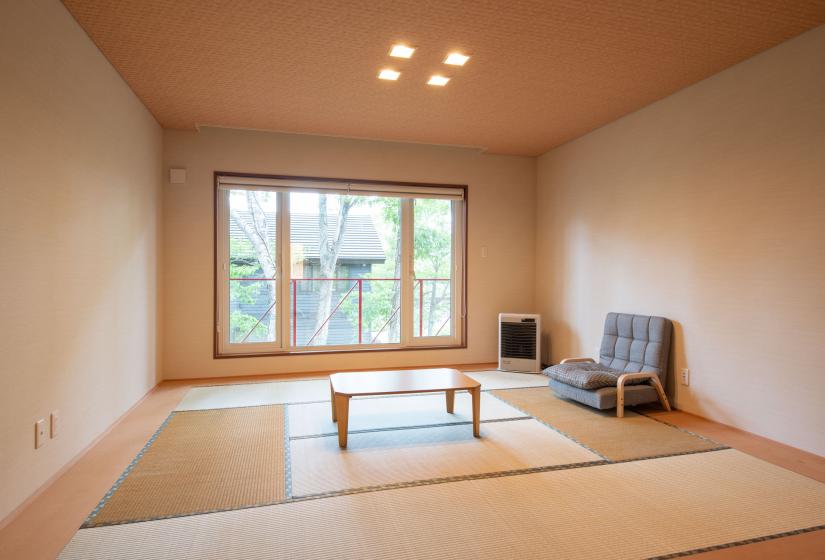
[329,368,480,397]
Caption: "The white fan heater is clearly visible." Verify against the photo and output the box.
[498,313,541,373]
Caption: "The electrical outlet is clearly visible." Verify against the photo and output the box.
[681,368,690,386]
[50,411,59,438]
[35,419,47,449]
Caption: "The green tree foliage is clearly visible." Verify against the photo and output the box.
[229,191,452,346]
[413,199,453,336]
[341,197,401,343]
[340,197,452,342]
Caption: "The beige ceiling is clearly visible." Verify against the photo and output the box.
[62,0,825,156]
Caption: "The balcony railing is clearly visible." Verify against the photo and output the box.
[229,277,451,346]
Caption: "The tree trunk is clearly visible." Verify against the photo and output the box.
[387,232,402,342]
[312,195,354,345]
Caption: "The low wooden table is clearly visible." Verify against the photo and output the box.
[329,368,482,448]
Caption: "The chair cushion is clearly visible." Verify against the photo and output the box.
[599,313,672,380]
[548,379,660,410]
[542,363,647,390]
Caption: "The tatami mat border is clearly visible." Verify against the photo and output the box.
[288,415,531,440]
[636,410,730,450]
[283,405,293,499]
[82,413,176,528]
[288,459,609,501]
[645,524,825,559]
[609,446,732,464]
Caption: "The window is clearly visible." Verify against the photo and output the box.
[215,174,466,356]
[413,198,454,340]
[225,189,279,351]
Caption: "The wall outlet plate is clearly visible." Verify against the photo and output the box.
[50,410,59,438]
[680,368,690,386]
[35,419,47,449]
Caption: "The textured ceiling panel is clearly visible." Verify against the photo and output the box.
[61,0,825,155]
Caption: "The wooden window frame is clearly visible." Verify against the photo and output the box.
[213,172,468,359]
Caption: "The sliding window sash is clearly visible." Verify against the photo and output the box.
[216,189,286,355]
[405,199,465,347]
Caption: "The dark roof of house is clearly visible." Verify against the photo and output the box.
[230,212,386,263]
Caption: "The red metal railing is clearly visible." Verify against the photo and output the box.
[229,277,450,345]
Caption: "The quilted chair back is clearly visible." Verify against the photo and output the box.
[599,313,672,381]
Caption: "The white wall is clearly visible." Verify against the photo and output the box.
[163,127,535,378]
[0,0,162,522]
[535,25,825,456]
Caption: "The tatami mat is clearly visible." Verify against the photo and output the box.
[175,371,546,411]
[175,379,330,411]
[60,450,825,560]
[493,387,723,461]
[290,418,601,496]
[465,370,549,389]
[288,391,526,438]
[85,406,286,528]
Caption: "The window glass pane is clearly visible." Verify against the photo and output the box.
[290,193,401,347]
[413,199,453,338]
[228,189,277,343]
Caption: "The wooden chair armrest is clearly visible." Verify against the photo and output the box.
[616,371,671,418]
[560,357,595,364]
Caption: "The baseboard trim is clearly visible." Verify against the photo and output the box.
[650,407,824,464]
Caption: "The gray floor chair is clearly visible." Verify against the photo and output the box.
[543,312,672,417]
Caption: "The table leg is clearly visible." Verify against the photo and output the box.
[445,389,455,413]
[330,381,337,422]
[335,394,350,448]
[470,386,480,437]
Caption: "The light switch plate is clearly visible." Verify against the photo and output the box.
[35,419,47,449]
[50,410,59,438]
[680,368,690,386]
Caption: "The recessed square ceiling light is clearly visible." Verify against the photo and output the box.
[378,69,401,81]
[427,75,450,86]
[389,44,415,58]
[444,52,470,66]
